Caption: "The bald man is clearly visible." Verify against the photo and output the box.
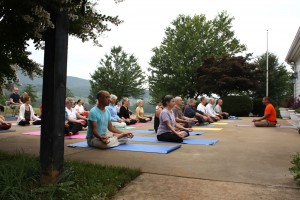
[86,90,134,149]
[172,96,198,128]
[252,97,277,127]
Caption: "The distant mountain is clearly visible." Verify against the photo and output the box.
[16,71,91,97]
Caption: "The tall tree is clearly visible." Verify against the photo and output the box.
[89,46,146,103]
[252,53,293,105]
[22,84,38,104]
[0,0,123,86]
[196,54,262,97]
[148,11,246,102]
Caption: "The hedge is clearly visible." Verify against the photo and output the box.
[222,96,253,117]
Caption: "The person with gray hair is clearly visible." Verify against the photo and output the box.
[214,99,229,119]
[135,99,152,123]
[206,98,222,120]
[173,96,198,128]
[65,97,87,135]
[106,94,126,128]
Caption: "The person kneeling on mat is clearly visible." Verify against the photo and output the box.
[157,95,192,143]
[86,90,134,149]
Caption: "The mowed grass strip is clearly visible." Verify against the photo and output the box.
[0,151,141,200]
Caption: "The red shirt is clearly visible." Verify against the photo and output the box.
[265,103,277,124]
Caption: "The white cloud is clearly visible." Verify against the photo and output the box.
[28,0,300,79]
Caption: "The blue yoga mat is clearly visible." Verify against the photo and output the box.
[132,130,156,134]
[129,136,218,145]
[0,129,16,133]
[189,131,205,135]
[67,141,181,154]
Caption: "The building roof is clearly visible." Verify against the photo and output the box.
[285,27,300,64]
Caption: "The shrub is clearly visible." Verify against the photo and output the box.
[289,153,300,186]
[222,96,253,117]
[252,98,265,117]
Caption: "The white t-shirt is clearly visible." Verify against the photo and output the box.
[65,107,77,123]
[214,104,222,113]
[197,103,207,114]
[74,104,85,114]
[206,103,217,117]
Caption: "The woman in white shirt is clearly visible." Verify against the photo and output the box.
[74,99,85,114]
[17,96,41,126]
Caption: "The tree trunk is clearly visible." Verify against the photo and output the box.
[40,10,69,184]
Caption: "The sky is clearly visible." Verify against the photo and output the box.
[28,0,300,80]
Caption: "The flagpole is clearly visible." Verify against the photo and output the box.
[266,30,269,97]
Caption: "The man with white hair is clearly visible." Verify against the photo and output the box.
[206,98,222,120]
[197,97,219,122]
[106,94,126,128]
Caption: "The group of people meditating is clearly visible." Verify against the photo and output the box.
[84,90,232,148]
[1,86,276,147]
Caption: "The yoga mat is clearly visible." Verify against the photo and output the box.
[189,131,205,135]
[192,127,223,131]
[0,129,16,133]
[131,130,205,135]
[21,131,86,138]
[132,130,156,134]
[129,136,218,145]
[116,126,136,130]
[129,123,147,127]
[236,124,298,129]
[67,141,181,154]
[211,122,228,125]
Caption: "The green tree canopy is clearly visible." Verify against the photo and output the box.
[196,54,262,97]
[252,53,293,105]
[148,11,246,102]
[0,0,123,86]
[89,46,146,103]
[21,84,38,105]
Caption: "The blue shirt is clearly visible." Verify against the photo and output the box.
[86,106,111,139]
[106,103,121,122]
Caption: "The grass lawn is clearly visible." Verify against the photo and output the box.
[0,151,141,200]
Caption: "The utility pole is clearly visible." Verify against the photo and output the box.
[266,30,269,97]
[40,7,69,183]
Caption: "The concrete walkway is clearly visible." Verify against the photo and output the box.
[1,117,300,199]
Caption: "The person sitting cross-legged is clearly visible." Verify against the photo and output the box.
[9,87,22,116]
[214,98,229,119]
[154,102,163,133]
[206,98,223,120]
[65,97,87,135]
[106,94,126,128]
[252,96,277,127]
[135,99,152,123]
[119,97,137,125]
[0,115,12,130]
[17,96,41,126]
[87,90,134,149]
[157,95,192,143]
[173,96,198,128]
[197,97,219,122]
[184,98,212,124]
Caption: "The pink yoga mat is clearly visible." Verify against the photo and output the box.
[21,131,86,139]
